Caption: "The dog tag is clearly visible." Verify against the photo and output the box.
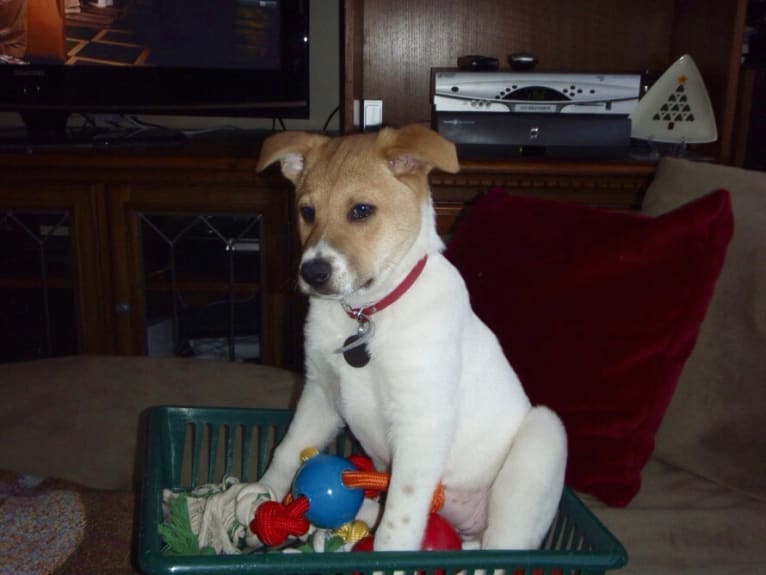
[342,334,370,368]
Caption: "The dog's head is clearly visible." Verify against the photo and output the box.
[256,125,459,300]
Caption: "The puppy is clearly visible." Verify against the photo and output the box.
[255,125,567,551]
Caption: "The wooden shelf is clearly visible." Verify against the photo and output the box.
[430,158,655,236]
[342,0,747,163]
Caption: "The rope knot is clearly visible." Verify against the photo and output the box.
[250,496,310,546]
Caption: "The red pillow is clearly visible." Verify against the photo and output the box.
[446,188,733,506]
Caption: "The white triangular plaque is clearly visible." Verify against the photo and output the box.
[630,54,717,143]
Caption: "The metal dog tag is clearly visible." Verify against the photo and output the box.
[339,319,373,368]
[342,334,370,368]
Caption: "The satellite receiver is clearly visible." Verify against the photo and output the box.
[630,54,717,144]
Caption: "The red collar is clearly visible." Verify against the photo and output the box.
[343,256,428,320]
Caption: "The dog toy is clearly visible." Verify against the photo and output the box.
[293,452,365,527]
[160,449,454,555]
[421,513,462,550]
[250,449,446,547]
[160,476,277,554]
[158,493,217,556]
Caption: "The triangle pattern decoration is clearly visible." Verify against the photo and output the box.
[630,54,717,144]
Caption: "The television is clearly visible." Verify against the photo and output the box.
[0,0,310,142]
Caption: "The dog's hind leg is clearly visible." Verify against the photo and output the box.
[481,405,567,550]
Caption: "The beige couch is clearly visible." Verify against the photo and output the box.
[0,158,764,574]
[584,157,766,574]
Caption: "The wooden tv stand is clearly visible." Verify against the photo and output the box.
[0,134,655,367]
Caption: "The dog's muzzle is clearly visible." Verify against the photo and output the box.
[300,258,334,292]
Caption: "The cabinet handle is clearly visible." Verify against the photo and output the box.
[115,303,131,314]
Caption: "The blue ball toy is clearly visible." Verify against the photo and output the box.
[291,453,364,528]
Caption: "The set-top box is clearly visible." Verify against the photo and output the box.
[433,69,641,115]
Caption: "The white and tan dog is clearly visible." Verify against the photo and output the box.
[255,124,567,551]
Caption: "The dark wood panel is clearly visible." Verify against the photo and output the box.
[733,67,758,167]
[671,0,748,164]
[362,0,674,126]
[742,69,766,170]
[342,0,365,132]
[431,160,656,237]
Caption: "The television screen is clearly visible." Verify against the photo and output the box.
[2,0,285,69]
[0,0,309,136]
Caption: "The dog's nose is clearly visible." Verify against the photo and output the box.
[300,258,332,288]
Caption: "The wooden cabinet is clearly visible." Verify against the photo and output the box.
[0,147,298,368]
[0,143,653,367]
[341,0,747,163]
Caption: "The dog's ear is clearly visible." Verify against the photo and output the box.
[378,124,460,177]
[256,131,330,183]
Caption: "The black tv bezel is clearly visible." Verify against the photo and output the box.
[0,0,310,122]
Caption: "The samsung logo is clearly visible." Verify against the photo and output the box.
[14,69,45,77]
[442,119,476,126]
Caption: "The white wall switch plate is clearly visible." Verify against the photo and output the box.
[363,99,383,131]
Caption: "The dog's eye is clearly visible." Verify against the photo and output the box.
[349,203,375,222]
[299,205,315,224]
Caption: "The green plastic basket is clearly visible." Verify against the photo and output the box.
[137,406,627,575]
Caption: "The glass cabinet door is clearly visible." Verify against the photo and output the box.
[138,211,264,362]
[0,209,77,362]
[110,183,291,366]
[0,183,106,363]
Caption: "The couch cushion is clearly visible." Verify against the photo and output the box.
[642,158,766,501]
[581,458,766,575]
[446,188,733,506]
[0,356,302,490]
